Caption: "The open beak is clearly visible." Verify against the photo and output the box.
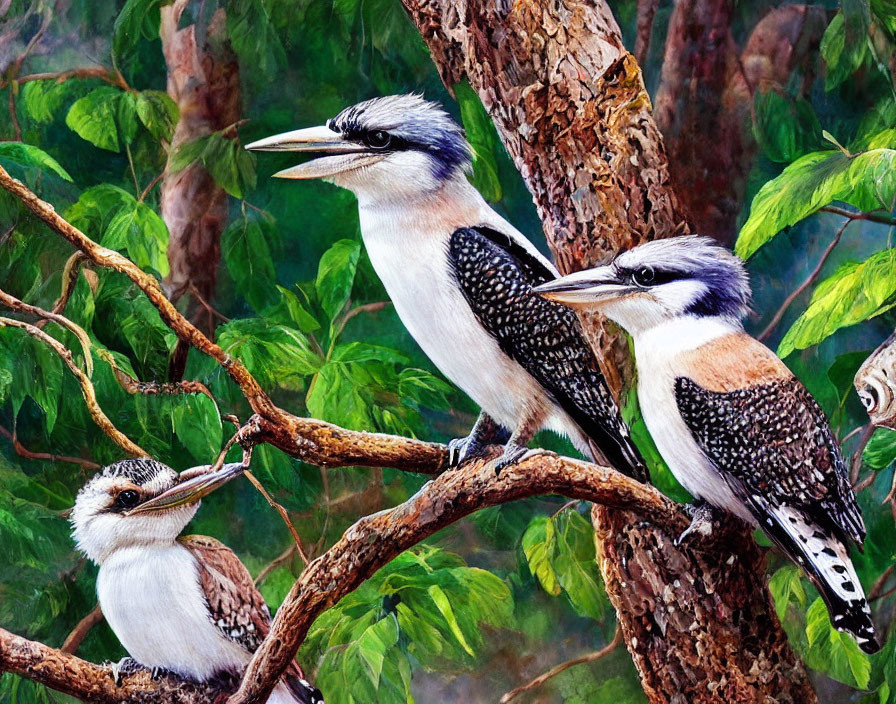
[244,125,384,180]
[533,267,633,308]
[127,463,245,515]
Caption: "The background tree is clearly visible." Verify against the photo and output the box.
[0,1,895,703]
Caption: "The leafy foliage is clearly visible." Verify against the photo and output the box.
[737,129,896,260]
[522,509,609,620]
[301,547,514,703]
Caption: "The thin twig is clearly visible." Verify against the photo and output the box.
[499,626,623,703]
[188,283,230,323]
[243,470,310,566]
[0,317,145,456]
[60,605,103,654]
[0,424,99,470]
[850,423,875,486]
[820,205,896,227]
[8,67,127,90]
[254,545,298,586]
[758,219,849,342]
[333,301,390,339]
[868,565,895,601]
[138,171,165,203]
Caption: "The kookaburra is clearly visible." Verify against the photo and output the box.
[246,95,646,479]
[70,459,324,702]
[534,235,879,653]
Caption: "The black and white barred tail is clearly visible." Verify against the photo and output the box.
[757,499,879,653]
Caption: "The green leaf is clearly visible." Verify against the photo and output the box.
[863,428,896,469]
[103,201,170,276]
[736,130,896,259]
[172,394,222,462]
[264,286,321,333]
[522,516,562,596]
[216,318,320,389]
[356,615,399,687]
[135,90,179,141]
[227,0,286,79]
[22,79,81,124]
[113,0,164,60]
[0,142,72,181]
[804,597,872,688]
[427,584,475,656]
[0,331,63,434]
[169,131,256,198]
[306,361,374,430]
[222,217,277,311]
[752,91,822,163]
[455,82,502,202]
[768,565,807,622]
[821,12,870,90]
[778,250,896,357]
[316,239,361,322]
[551,510,608,619]
[65,87,130,152]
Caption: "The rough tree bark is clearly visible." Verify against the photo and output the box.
[400,2,816,701]
[160,0,240,332]
[654,2,827,243]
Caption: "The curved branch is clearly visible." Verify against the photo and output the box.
[0,317,145,457]
[0,166,282,423]
[228,451,682,704]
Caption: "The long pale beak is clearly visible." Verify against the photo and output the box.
[245,125,384,180]
[127,463,245,515]
[533,267,632,307]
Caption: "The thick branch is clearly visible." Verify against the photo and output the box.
[228,451,681,704]
[0,627,233,703]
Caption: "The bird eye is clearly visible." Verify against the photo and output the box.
[859,386,879,413]
[364,130,392,150]
[116,489,140,509]
[631,266,656,287]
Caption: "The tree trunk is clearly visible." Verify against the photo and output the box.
[400,2,817,701]
[159,0,240,331]
[654,2,826,244]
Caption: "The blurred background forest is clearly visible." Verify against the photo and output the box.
[1,0,895,702]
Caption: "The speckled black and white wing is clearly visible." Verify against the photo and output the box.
[448,226,647,481]
[180,536,325,703]
[674,378,878,652]
[674,377,863,544]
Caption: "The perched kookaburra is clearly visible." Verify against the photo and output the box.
[70,459,324,702]
[246,95,646,479]
[534,235,879,653]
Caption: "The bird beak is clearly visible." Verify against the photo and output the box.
[533,267,632,308]
[127,463,245,514]
[244,125,385,180]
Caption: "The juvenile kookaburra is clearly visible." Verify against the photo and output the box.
[70,459,324,702]
[246,95,646,479]
[534,235,879,653]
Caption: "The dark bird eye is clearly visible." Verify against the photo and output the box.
[364,130,392,150]
[632,266,656,287]
[116,490,140,509]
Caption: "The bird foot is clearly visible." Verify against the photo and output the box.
[109,657,145,686]
[675,501,718,547]
[493,446,555,475]
[447,434,490,468]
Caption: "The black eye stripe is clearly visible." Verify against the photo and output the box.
[618,266,679,287]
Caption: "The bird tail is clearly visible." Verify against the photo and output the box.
[760,501,879,654]
[585,434,648,484]
[280,673,324,704]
